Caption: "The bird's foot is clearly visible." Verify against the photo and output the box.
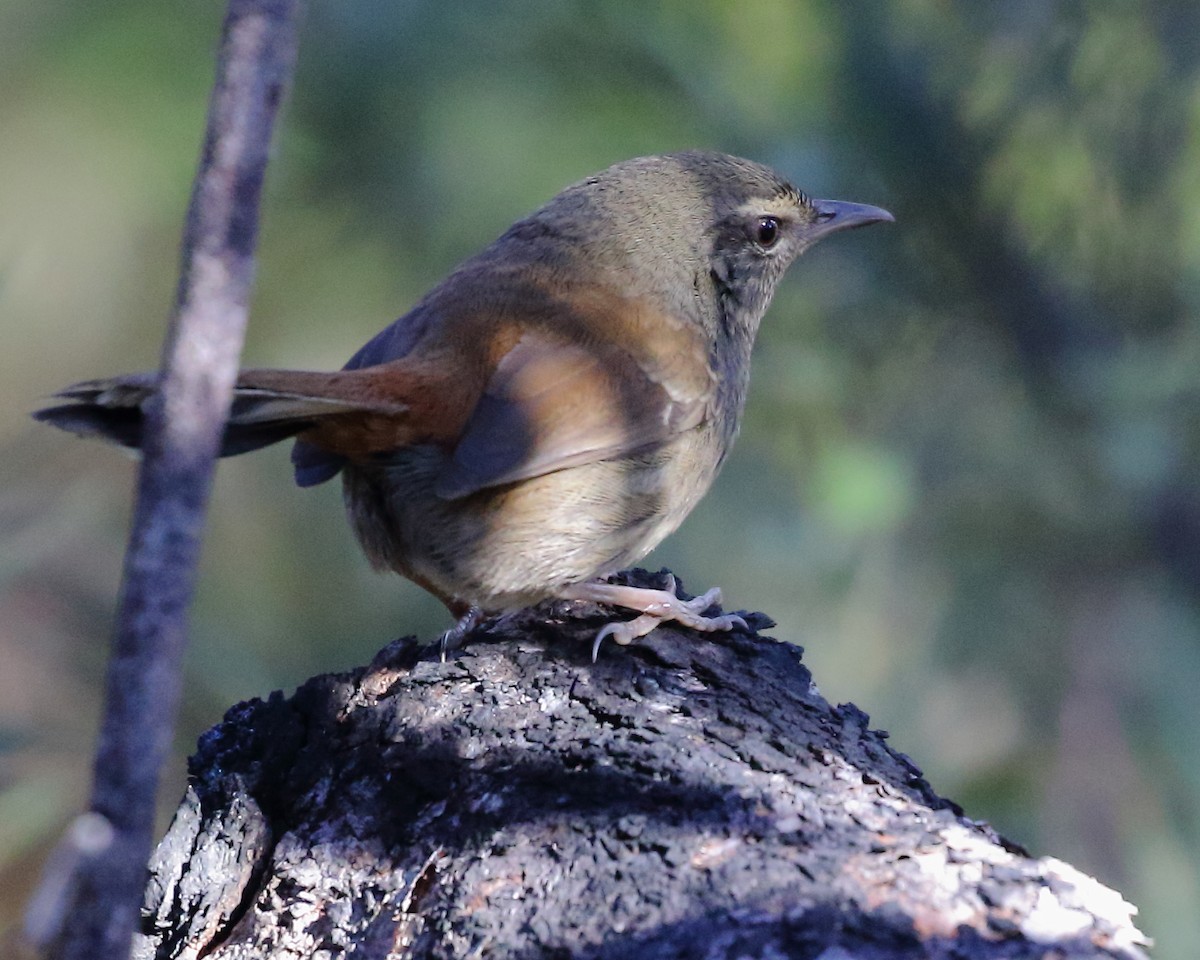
[439,605,484,662]
[560,574,748,661]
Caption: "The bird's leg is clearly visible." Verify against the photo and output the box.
[439,605,484,662]
[559,574,748,661]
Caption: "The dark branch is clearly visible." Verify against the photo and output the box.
[38,3,302,958]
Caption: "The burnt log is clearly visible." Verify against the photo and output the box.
[133,571,1148,959]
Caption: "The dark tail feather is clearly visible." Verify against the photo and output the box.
[33,374,158,451]
[220,419,314,456]
[33,370,406,461]
[33,402,147,451]
[32,393,314,457]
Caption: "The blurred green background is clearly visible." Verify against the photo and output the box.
[3,0,1199,953]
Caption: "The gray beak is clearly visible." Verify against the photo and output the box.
[807,199,895,242]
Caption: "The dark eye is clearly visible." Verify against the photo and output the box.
[753,216,780,249]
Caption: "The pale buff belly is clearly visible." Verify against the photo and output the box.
[341,426,723,611]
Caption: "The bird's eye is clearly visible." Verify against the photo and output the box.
[753,216,780,249]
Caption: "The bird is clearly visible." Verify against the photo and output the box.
[35,151,892,659]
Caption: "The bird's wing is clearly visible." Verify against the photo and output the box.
[435,329,710,500]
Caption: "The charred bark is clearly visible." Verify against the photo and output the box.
[133,571,1148,959]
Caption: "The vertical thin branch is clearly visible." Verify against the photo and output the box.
[44,2,302,957]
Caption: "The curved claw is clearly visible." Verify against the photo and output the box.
[591,624,616,663]
[591,612,661,661]
[439,606,483,662]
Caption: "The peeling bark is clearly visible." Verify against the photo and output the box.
[133,571,1148,959]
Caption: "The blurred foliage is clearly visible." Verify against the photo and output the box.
[2,0,1198,955]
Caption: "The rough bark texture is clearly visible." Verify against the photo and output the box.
[133,571,1148,960]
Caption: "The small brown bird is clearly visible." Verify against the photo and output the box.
[36,151,892,657]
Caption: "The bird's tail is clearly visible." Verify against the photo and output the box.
[33,368,410,459]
